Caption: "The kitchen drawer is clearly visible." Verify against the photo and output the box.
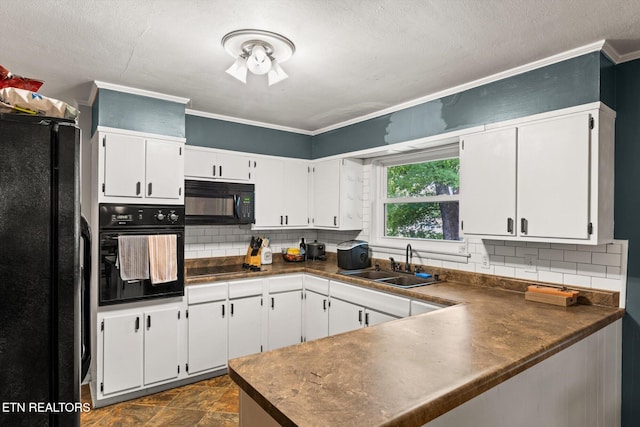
[268,274,303,293]
[304,275,329,295]
[187,283,227,305]
[228,278,264,299]
[330,280,410,318]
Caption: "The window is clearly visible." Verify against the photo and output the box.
[372,143,464,255]
[384,157,460,240]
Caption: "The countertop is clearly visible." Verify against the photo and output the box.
[185,256,624,426]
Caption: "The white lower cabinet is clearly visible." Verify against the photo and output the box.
[228,278,264,360]
[303,275,330,341]
[267,275,303,351]
[328,280,410,335]
[186,283,228,375]
[98,303,181,397]
[328,297,367,335]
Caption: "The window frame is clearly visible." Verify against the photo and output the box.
[370,143,468,258]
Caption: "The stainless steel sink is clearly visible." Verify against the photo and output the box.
[339,270,398,280]
[338,269,438,288]
[377,275,435,288]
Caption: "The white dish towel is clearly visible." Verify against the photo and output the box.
[148,234,178,285]
[117,236,150,281]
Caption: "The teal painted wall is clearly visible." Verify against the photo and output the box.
[312,52,603,158]
[185,114,312,159]
[614,58,640,427]
[92,89,185,138]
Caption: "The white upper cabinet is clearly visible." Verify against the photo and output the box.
[460,103,615,244]
[460,128,517,236]
[311,158,363,230]
[184,146,253,182]
[97,131,184,204]
[253,156,309,228]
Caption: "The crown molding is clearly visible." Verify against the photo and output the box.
[88,81,190,106]
[185,109,313,136]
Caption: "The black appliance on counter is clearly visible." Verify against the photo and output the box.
[184,180,254,225]
[98,204,185,305]
[337,240,372,270]
[0,114,89,426]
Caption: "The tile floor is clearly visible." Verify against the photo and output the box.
[80,375,239,426]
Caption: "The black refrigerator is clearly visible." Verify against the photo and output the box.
[0,113,90,426]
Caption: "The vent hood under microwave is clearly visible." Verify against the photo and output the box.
[184,180,255,225]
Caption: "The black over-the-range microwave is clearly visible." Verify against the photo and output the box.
[184,180,255,225]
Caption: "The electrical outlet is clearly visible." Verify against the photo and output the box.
[481,255,490,269]
[524,255,537,273]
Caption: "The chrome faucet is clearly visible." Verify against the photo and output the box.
[405,244,412,272]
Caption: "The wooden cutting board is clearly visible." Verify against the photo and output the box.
[525,285,579,306]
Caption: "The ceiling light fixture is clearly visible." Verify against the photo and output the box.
[221,29,295,86]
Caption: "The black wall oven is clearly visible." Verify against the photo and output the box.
[98,204,184,306]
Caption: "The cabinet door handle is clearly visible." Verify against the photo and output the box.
[285,215,288,225]
[507,217,514,233]
[219,166,222,176]
[271,297,275,309]
[323,299,327,311]
[521,218,528,235]
[148,182,152,196]
[334,216,337,226]
[280,215,283,225]
[136,182,141,195]
[230,303,234,316]
[221,304,225,318]
[212,165,216,176]
[135,316,140,331]
[365,312,370,327]
[358,310,363,324]
[147,315,151,329]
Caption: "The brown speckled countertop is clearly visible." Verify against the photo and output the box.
[186,256,624,426]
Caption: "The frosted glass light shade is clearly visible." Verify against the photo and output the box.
[267,60,288,86]
[225,57,248,83]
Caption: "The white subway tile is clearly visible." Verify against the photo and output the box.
[442,261,459,270]
[187,243,205,251]
[607,266,622,279]
[196,250,212,258]
[550,261,577,274]
[526,242,551,248]
[426,259,443,267]
[538,270,563,284]
[515,269,538,281]
[577,263,607,277]
[197,236,213,244]
[204,243,220,250]
[505,241,526,247]
[482,244,495,255]
[478,264,494,273]
[563,250,592,264]
[184,251,199,259]
[538,249,564,261]
[515,246,539,257]
[494,266,515,278]
[591,277,623,292]
[563,274,591,287]
[484,239,505,246]
[457,263,476,273]
[489,255,505,265]
[185,236,199,244]
[536,259,551,271]
[505,256,526,268]
[577,244,607,253]
[550,243,577,251]
[607,244,622,254]
[204,227,220,236]
[495,246,516,256]
[591,252,621,267]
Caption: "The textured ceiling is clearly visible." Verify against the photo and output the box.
[2,0,640,133]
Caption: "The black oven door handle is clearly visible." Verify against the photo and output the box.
[80,215,92,382]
